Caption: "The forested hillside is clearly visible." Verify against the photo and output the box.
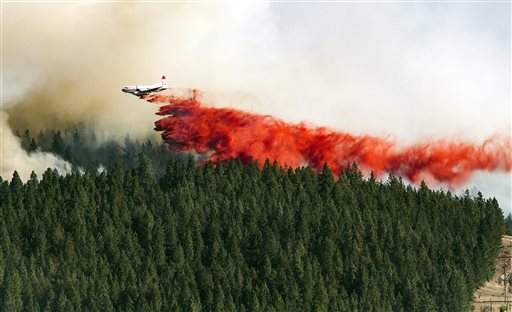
[0,127,505,311]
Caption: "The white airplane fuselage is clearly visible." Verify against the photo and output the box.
[122,76,168,97]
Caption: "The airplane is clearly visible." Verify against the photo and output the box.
[122,76,168,97]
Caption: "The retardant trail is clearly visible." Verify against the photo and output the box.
[143,92,511,186]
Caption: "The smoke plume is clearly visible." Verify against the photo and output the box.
[0,111,71,180]
[145,93,511,186]
[2,3,510,209]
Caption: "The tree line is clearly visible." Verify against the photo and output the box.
[15,128,182,174]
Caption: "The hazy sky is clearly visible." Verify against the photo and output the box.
[2,2,511,212]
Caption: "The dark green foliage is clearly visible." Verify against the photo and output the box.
[505,214,512,236]
[2,129,505,311]
[21,127,183,174]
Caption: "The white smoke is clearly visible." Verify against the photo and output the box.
[0,111,71,181]
[2,3,510,211]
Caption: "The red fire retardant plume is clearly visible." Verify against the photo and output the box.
[143,92,511,186]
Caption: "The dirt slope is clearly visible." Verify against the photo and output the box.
[473,235,512,311]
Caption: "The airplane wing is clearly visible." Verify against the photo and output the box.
[138,85,161,92]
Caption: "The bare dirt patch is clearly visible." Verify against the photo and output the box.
[473,235,512,311]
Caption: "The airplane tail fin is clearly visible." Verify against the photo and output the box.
[161,75,168,88]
